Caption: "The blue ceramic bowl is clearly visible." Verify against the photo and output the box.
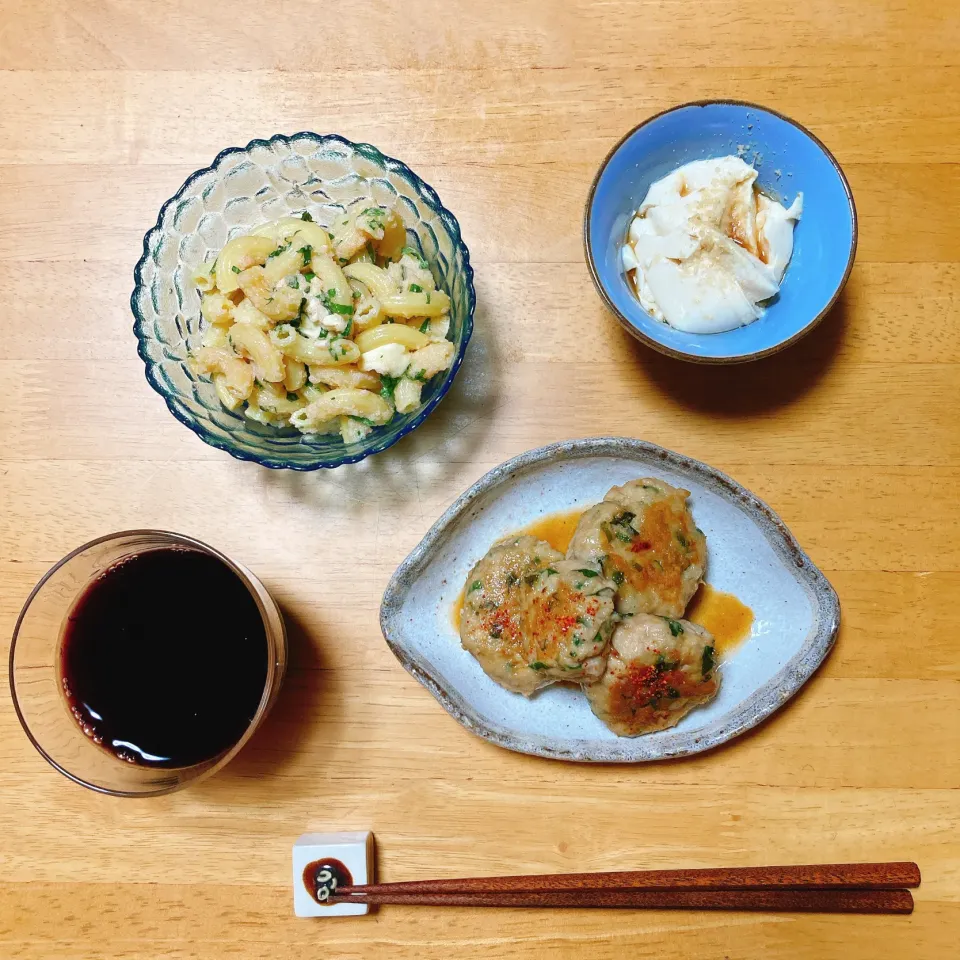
[132,133,475,470]
[584,101,856,363]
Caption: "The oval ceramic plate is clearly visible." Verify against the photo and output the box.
[380,438,840,762]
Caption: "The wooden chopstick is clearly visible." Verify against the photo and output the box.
[336,861,920,896]
[332,888,914,914]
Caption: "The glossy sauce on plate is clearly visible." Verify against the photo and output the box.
[685,583,754,656]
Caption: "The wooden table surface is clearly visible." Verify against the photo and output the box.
[2,1,959,957]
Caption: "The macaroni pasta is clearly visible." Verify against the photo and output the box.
[188,204,455,444]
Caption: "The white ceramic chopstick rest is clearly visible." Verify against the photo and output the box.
[292,831,375,917]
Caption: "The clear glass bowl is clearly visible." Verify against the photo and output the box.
[9,531,287,797]
[132,133,476,470]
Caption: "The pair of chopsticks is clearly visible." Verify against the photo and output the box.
[331,861,920,914]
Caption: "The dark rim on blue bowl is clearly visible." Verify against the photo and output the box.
[131,132,476,470]
[583,99,858,365]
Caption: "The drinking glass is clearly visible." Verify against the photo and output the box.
[9,530,286,796]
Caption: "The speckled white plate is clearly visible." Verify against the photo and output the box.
[380,438,840,762]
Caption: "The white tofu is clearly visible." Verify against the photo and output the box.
[623,155,800,333]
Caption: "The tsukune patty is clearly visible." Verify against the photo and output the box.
[460,535,618,696]
[567,478,706,617]
[583,613,719,736]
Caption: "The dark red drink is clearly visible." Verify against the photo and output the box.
[59,548,268,768]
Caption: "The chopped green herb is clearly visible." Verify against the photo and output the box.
[351,415,378,428]
[402,246,429,268]
[342,317,353,337]
[418,318,431,333]
[410,370,428,382]
[322,298,355,316]
[409,283,423,293]
[575,568,599,578]
[327,231,334,240]
[655,653,679,671]
[425,291,431,304]
[287,276,300,289]
[523,573,540,586]
[468,580,483,592]
[291,299,306,329]
[665,618,684,637]
[304,271,316,282]
[702,644,715,677]
[379,374,400,401]
[231,265,240,274]
[301,211,313,221]
[286,392,299,402]
[676,531,689,549]
[612,570,625,586]
[652,559,664,572]
[576,616,588,625]
[602,510,637,544]
[602,521,633,545]
[268,243,290,259]
[298,245,312,264]
[360,207,387,231]
[352,289,361,299]
[506,572,520,588]
[544,568,559,576]
[209,259,217,274]
[529,661,548,671]
[254,378,263,388]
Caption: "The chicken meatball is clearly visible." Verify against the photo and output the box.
[460,535,618,696]
[584,613,719,736]
[567,478,706,617]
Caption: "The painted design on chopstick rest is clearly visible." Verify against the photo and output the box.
[303,858,353,904]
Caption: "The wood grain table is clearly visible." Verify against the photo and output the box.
[1,1,958,957]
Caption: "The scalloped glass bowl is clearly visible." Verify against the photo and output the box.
[132,133,476,470]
